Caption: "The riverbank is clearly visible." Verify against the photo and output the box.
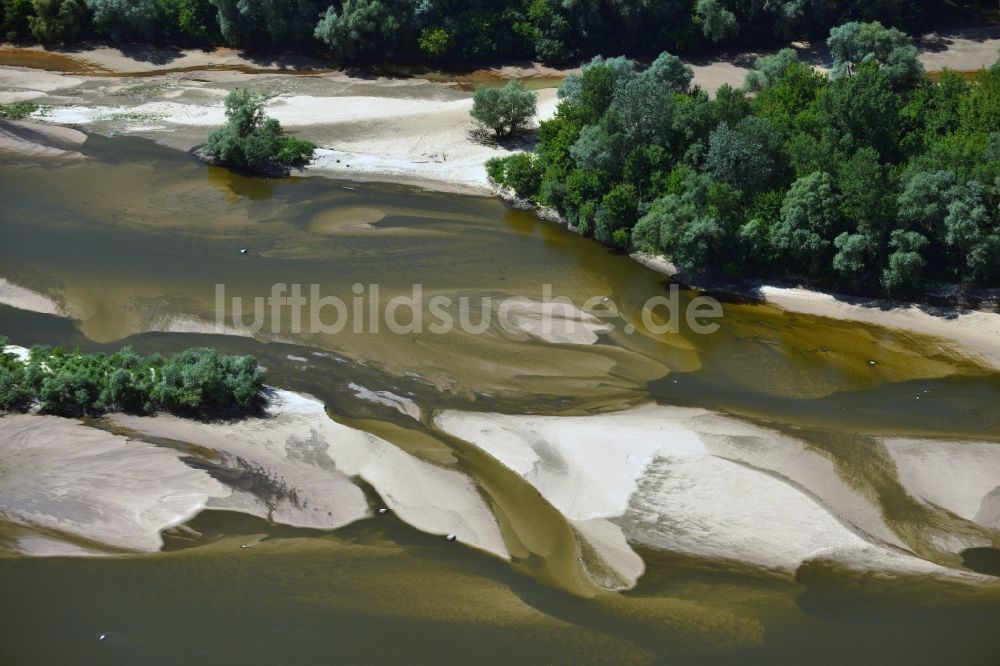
[4,26,1000,192]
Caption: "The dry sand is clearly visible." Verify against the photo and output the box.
[435,405,991,587]
[883,438,1000,530]
[113,389,508,558]
[0,119,86,159]
[0,414,229,554]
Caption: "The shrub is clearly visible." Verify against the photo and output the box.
[0,101,39,119]
[471,80,538,139]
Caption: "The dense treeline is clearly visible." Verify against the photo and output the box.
[0,336,265,416]
[488,23,1000,293]
[1,1,957,64]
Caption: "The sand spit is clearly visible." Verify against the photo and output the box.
[0,414,229,553]
[884,438,1000,530]
[435,405,990,587]
[759,286,1000,371]
[499,298,613,346]
[348,383,421,420]
[113,390,508,558]
[0,119,86,159]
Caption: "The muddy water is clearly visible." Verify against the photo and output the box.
[2,135,1000,663]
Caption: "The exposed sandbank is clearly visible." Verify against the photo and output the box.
[435,405,994,587]
[113,389,508,559]
[0,119,86,159]
[0,414,229,554]
[884,438,1000,530]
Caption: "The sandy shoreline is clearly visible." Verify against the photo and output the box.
[758,286,1000,372]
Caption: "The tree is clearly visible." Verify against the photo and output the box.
[706,116,786,196]
[485,153,543,198]
[695,0,737,43]
[27,0,85,42]
[211,0,322,47]
[641,51,693,94]
[881,229,928,292]
[418,26,451,59]
[204,88,314,170]
[818,61,901,161]
[744,48,801,92]
[773,171,843,274]
[314,0,405,59]
[470,80,538,139]
[594,183,637,245]
[827,21,923,89]
[84,0,160,41]
[942,182,1000,285]
[832,232,875,283]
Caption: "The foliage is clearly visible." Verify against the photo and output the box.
[827,20,924,88]
[203,88,315,171]
[506,24,1000,294]
[470,80,538,139]
[2,0,953,65]
[485,152,543,198]
[0,100,39,118]
[0,338,265,416]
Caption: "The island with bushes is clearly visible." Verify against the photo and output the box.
[202,88,315,174]
[0,336,265,416]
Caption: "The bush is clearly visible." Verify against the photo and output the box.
[275,137,316,166]
[0,101,39,119]
[203,88,315,171]
[471,80,538,139]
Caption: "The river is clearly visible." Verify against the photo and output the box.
[1,133,999,664]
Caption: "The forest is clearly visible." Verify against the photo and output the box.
[0,1,970,64]
[0,337,266,416]
[487,22,1000,292]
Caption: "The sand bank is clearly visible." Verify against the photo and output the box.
[0,414,229,553]
[0,119,86,159]
[759,286,1000,371]
[435,405,990,587]
[113,390,508,558]
[884,438,1000,530]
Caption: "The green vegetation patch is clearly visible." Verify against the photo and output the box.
[203,88,316,172]
[0,101,40,120]
[0,335,265,417]
[488,22,1000,294]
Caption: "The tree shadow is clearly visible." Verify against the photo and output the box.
[466,125,539,151]
[115,42,185,66]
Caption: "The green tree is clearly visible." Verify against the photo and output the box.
[204,88,314,170]
[827,21,923,88]
[26,0,85,42]
[743,48,800,92]
[817,61,901,161]
[594,182,637,245]
[695,0,737,43]
[418,26,451,59]
[773,171,843,274]
[314,0,405,59]
[706,116,786,196]
[881,229,928,292]
[471,80,538,139]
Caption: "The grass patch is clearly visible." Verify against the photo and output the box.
[0,101,40,119]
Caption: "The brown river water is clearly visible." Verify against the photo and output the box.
[1,134,999,665]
